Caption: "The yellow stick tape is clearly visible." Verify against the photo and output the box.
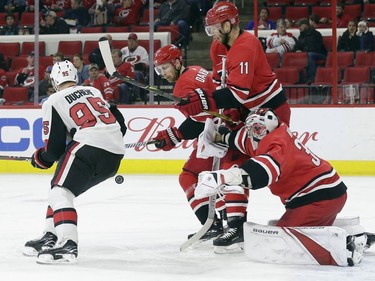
[0,160,374,176]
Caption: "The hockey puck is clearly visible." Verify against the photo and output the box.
[115,175,124,184]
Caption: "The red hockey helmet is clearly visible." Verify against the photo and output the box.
[154,44,182,67]
[205,1,239,27]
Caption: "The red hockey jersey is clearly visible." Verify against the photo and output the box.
[233,123,347,209]
[174,66,217,123]
[211,31,284,110]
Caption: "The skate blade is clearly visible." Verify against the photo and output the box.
[214,242,244,254]
[36,254,77,265]
[23,247,38,257]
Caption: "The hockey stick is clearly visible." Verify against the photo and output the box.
[0,155,31,161]
[0,141,158,160]
[179,57,228,251]
[124,140,158,148]
[98,38,235,125]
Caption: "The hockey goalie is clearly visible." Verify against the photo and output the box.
[194,108,374,266]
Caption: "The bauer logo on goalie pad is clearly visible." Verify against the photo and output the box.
[197,118,228,159]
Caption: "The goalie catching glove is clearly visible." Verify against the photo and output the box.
[195,167,251,199]
[175,88,217,116]
[196,118,228,159]
[153,127,183,151]
[31,148,54,169]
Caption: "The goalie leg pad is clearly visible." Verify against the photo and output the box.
[244,222,349,266]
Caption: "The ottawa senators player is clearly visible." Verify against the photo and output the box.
[23,61,126,264]
[176,1,291,126]
[152,44,251,244]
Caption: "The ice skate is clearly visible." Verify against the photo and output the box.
[37,239,78,264]
[347,234,367,266]
[23,232,57,257]
[213,225,244,254]
[187,217,224,241]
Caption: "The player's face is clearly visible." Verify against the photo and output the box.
[205,23,222,37]
[89,68,99,79]
[155,62,177,82]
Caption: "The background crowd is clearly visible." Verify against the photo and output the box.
[0,0,374,105]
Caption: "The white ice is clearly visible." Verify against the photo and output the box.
[0,174,374,281]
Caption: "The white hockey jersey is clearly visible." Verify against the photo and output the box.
[121,45,149,66]
[266,32,296,57]
[42,85,125,157]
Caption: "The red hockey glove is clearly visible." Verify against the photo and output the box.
[31,148,54,169]
[153,127,183,151]
[223,108,245,130]
[175,88,217,116]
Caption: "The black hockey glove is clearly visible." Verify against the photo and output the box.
[31,148,54,169]
[109,103,127,136]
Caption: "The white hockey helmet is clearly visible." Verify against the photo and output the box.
[50,60,78,91]
[245,108,279,142]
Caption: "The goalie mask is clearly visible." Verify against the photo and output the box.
[245,108,279,146]
[153,44,182,76]
[50,60,78,91]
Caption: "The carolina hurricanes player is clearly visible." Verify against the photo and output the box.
[151,44,225,240]
[176,1,291,126]
[195,108,373,265]
[23,60,126,264]
[153,45,252,245]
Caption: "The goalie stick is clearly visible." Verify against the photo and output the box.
[98,38,234,125]
[179,57,228,251]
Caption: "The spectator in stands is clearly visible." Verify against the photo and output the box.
[38,65,53,101]
[89,34,113,70]
[63,0,90,32]
[284,18,293,29]
[295,18,327,84]
[0,51,7,71]
[82,63,115,102]
[14,51,44,100]
[72,54,89,85]
[25,0,44,12]
[41,0,70,13]
[319,4,351,28]
[0,66,8,98]
[245,7,276,31]
[266,19,296,59]
[39,84,55,105]
[40,10,70,34]
[53,52,65,63]
[4,0,26,18]
[154,0,190,46]
[88,0,110,26]
[121,33,148,102]
[121,33,149,73]
[0,13,19,35]
[109,48,136,104]
[309,14,320,29]
[357,20,374,52]
[112,0,143,26]
[338,20,360,52]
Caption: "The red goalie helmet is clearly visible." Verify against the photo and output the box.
[205,1,239,27]
[154,44,182,67]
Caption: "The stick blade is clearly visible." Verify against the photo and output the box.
[98,39,116,76]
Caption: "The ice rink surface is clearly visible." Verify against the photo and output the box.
[0,174,374,281]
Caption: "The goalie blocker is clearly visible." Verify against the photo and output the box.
[243,218,369,267]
